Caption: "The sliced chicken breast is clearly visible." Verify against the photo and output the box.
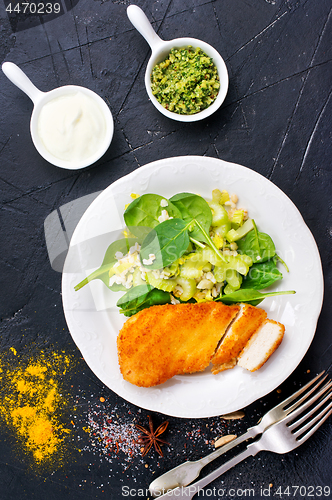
[211,303,267,374]
[237,319,285,372]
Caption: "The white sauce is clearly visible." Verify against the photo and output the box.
[37,91,106,163]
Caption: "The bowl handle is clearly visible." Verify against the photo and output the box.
[2,62,44,104]
[127,5,164,53]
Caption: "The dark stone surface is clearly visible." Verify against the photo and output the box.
[0,0,331,499]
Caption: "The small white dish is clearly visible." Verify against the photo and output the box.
[127,5,229,122]
[2,62,114,170]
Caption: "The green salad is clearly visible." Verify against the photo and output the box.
[75,189,295,316]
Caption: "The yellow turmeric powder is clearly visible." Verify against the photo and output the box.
[0,349,73,468]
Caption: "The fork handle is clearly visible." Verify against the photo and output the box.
[158,446,256,499]
[199,426,257,466]
[149,426,258,494]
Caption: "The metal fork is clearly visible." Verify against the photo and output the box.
[149,371,328,496]
[152,372,332,499]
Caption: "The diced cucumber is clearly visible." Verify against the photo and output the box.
[226,255,249,275]
[179,259,204,279]
[176,277,197,301]
[201,247,224,266]
[223,283,238,295]
[214,221,231,238]
[209,201,230,227]
[214,265,227,283]
[225,269,242,289]
[226,218,254,242]
[239,254,253,266]
[164,260,179,277]
[225,229,238,243]
[214,254,250,283]
[219,190,230,205]
[212,189,222,203]
[231,209,244,229]
[145,272,178,292]
[132,267,146,286]
[212,189,230,205]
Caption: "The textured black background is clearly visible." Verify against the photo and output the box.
[0,0,331,499]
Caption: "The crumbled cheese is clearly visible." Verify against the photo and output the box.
[129,242,141,254]
[197,279,214,290]
[223,248,238,257]
[225,200,236,210]
[111,275,126,286]
[160,199,168,208]
[205,271,216,284]
[158,209,173,223]
[211,283,222,297]
[109,275,118,286]
[142,253,156,266]
[194,291,207,301]
[173,285,183,297]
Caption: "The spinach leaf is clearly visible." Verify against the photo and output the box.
[217,288,295,306]
[74,237,137,291]
[170,192,226,262]
[117,284,171,316]
[124,194,182,238]
[169,192,212,243]
[237,221,276,263]
[241,258,283,290]
[140,218,190,269]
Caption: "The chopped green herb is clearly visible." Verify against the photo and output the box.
[151,46,220,115]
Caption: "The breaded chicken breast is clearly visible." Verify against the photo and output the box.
[211,303,267,374]
[117,301,240,387]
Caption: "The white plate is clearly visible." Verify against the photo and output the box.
[62,156,324,418]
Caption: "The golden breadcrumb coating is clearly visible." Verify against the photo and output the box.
[117,301,240,387]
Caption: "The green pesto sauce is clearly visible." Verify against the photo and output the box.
[150,46,220,115]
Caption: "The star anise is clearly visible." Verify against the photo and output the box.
[136,415,169,457]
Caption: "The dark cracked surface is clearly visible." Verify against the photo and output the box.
[0,0,332,499]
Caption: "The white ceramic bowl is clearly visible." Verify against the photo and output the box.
[127,5,229,122]
[2,62,114,170]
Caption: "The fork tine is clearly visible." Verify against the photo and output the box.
[282,371,328,415]
[295,400,332,443]
[284,380,332,426]
[290,387,332,435]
